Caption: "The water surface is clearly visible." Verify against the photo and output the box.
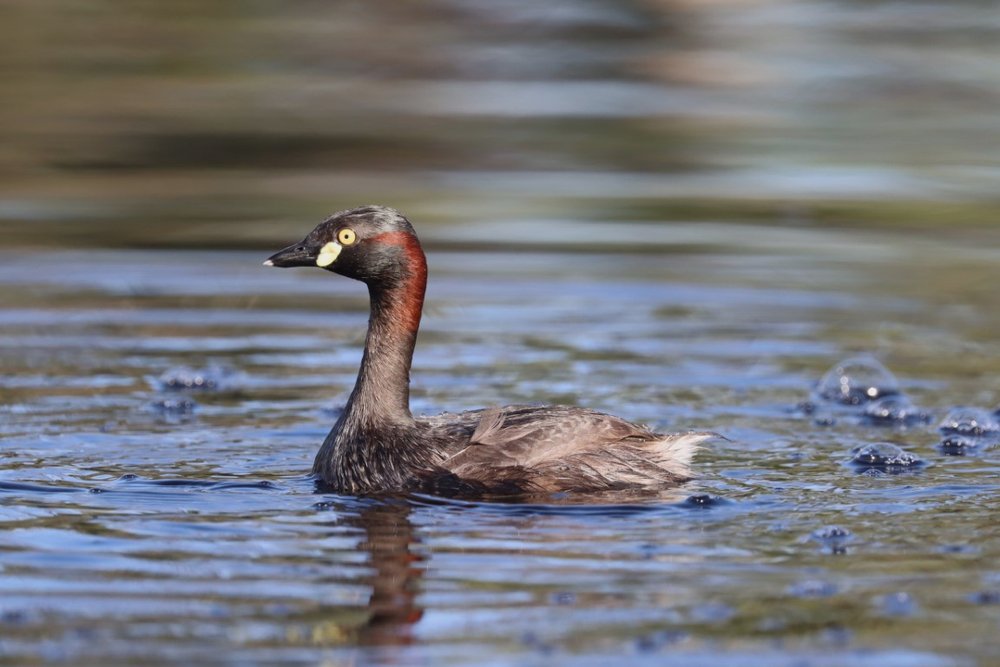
[3,0,1000,664]
[2,225,1000,665]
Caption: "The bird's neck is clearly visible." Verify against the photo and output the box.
[343,249,427,426]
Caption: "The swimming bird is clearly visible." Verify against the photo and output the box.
[265,205,711,496]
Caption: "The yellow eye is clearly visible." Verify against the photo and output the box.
[337,228,357,245]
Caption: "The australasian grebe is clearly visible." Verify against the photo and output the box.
[265,205,712,496]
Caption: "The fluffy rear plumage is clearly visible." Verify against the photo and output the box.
[417,405,712,495]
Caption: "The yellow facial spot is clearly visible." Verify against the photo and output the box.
[337,228,357,246]
[315,242,342,267]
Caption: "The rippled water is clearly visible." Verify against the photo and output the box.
[2,224,1000,665]
[3,0,1000,663]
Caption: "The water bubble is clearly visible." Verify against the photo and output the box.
[938,435,979,456]
[938,406,1000,437]
[862,395,931,427]
[156,365,241,392]
[813,525,851,541]
[689,602,734,624]
[1,610,38,626]
[549,591,576,605]
[149,397,198,414]
[877,591,918,617]
[787,579,838,598]
[520,631,555,654]
[819,625,853,647]
[939,544,977,555]
[970,590,1000,605]
[634,629,686,653]
[849,443,924,471]
[811,526,852,554]
[682,493,724,508]
[311,501,339,511]
[756,617,787,632]
[816,356,900,405]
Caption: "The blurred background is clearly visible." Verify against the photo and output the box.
[3,0,998,250]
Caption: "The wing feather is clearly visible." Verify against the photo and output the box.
[421,405,717,492]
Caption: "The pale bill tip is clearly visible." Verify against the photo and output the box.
[262,259,274,266]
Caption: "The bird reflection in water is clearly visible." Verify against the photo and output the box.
[295,486,699,651]
[354,500,424,646]
[293,499,424,649]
